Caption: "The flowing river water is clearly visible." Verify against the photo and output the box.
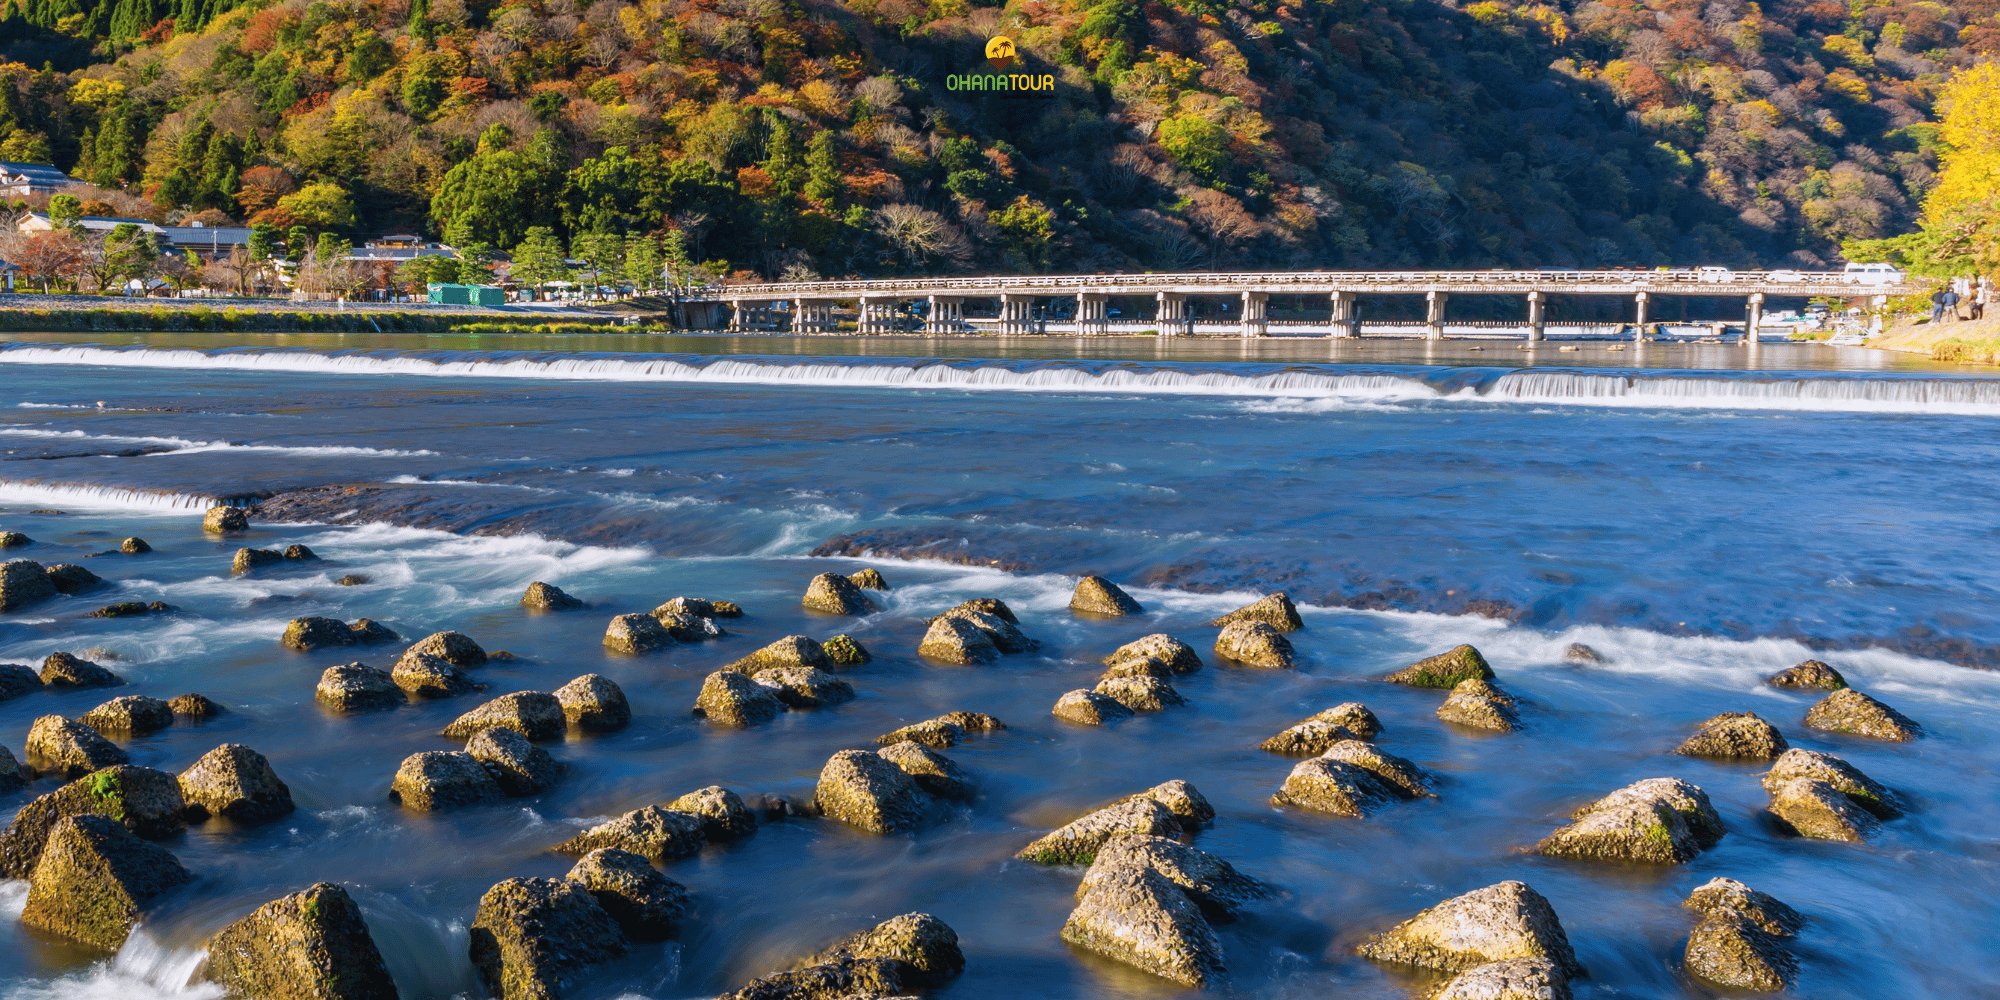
[0,333,1996,1000]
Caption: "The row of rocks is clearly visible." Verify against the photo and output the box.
[11,698,219,782]
[2,650,127,699]
[1,558,104,610]
[693,663,856,727]
[230,544,318,574]
[310,630,499,707]
[391,728,565,809]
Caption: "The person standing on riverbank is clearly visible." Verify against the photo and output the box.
[1941,286,1961,321]
[1932,289,1948,323]
[1975,280,1990,321]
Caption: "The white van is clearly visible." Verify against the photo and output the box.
[1696,266,1733,283]
[1843,262,1904,284]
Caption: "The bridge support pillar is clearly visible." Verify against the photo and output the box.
[859,296,897,334]
[999,293,1032,335]
[793,297,828,333]
[1526,290,1545,341]
[1745,292,1764,345]
[729,299,745,332]
[1155,292,1190,336]
[1634,291,1650,341]
[1425,290,1447,340]
[1076,293,1109,336]
[1239,291,1268,337]
[925,295,963,334]
[1330,291,1356,338]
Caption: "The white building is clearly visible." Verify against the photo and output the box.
[0,162,76,197]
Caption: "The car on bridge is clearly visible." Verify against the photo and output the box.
[1842,262,1904,284]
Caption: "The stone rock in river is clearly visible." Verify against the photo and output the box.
[556,805,707,861]
[1078,833,1267,921]
[653,596,743,618]
[41,650,123,689]
[803,572,878,615]
[282,544,317,561]
[317,663,404,712]
[1213,620,1294,668]
[1684,877,1803,937]
[405,630,486,667]
[119,537,150,555]
[203,506,248,533]
[1061,862,1224,988]
[875,718,965,749]
[1385,644,1495,688]
[602,613,673,654]
[88,601,158,618]
[1437,677,1521,732]
[1536,777,1724,863]
[1761,748,1903,817]
[80,695,173,736]
[1016,797,1181,865]
[1432,958,1574,1000]
[467,727,564,797]
[21,814,193,952]
[0,531,29,548]
[1260,703,1381,755]
[1052,688,1133,726]
[1093,675,1185,713]
[1356,880,1581,976]
[1320,740,1437,799]
[0,558,58,610]
[941,606,1035,654]
[917,616,999,664]
[1766,659,1846,690]
[725,635,832,672]
[821,633,871,666]
[1563,643,1606,664]
[197,882,399,1000]
[1101,656,1175,680]
[0,744,23,794]
[1685,914,1797,991]
[565,848,690,941]
[554,674,629,731]
[1766,777,1878,841]
[335,574,368,586]
[1209,592,1303,631]
[1130,779,1214,827]
[179,744,295,823]
[934,596,1016,623]
[443,691,565,740]
[939,710,1005,731]
[1103,633,1203,674]
[694,671,785,727]
[815,749,935,834]
[654,611,723,642]
[753,665,855,709]
[666,785,758,840]
[232,548,284,573]
[389,751,503,811]
[799,912,964,988]
[44,563,102,594]
[522,581,585,610]
[168,693,223,718]
[1271,757,1396,817]
[469,876,628,1000]
[719,959,911,1000]
[1674,711,1790,760]
[392,652,481,699]
[350,619,399,644]
[282,616,383,651]
[0,663,39,700]
[0,764,184,876]
[847,567,891,590]
[23,715,128,780]
[876,740,974,801]
[1804,687,1920,741]
[1071,575,1143,615]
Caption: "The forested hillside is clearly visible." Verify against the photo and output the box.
[0,0,1993,277]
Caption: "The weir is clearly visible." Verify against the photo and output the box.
[674,269,1919,340]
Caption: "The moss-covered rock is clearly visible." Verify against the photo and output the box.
[1320,740,1437,799]
[282,544,318,561]
[1016,797,1182,865]
[521,581,585,610]
[725,635,833,672]
[803,572,878,615]
[404,630,486,667]
[654,611,724,642]
[316,663,404,713]
[939,710,1005,732]
[939,606,1036,653]
[1674,711,1789,760]
[44,563,102,594]
[119,537,150,555]
[197,882,399,1000]
[0,764,184,876]
[1272,757,1396,817]
[876,740,973,801]
[1210,592,1303,631]
[816,749,936,834]
[1804,687,1920,740]
[0,558,58,610]
[1536,777,1724,864]
[180,744,295,823]
[41,651,123,689]
[1761,748,1903,817]
[1062,862,1224,988]
[917,616,1000,664]
[233,547,284,573]
[602,613,675,654]
[168,693,223,718]
[555,805,707,860]
[554,674,629,731]
[665,785,758,840]
[1103,633,1203,675]
[1766,777,1879,841]
[820,633,871,666]
[391,651,481,699]
[21,814,193,951]
[469,877,628,1000]
[0,530,29,548]
[1213,620,1295,668]
[389,751,503,811]
[752,665,855,708]
[1766,659,1846,690]
[1078,834,1267,921]
[564,848,690,941]
[1052,688,1134,725]
[1071,575,1143,615]
[1260,703,1381,755]
[651,596,743,618]
[847,567,891,590]
[1385,644,1494,687]
[23,715,128,780]
[1093,675,1185,713]
[281,617,345,651]
[80,695,174,736]
[1356,880,1581,976]
[204,506,249,533]
[1432,958,1573,1000]
[1685,914,1797,991]
[443,691,565,741]
[799,912,963,988]
[694,670,785,727]
[874,718,966,748]
[467,728,564,797]
[1684,877,1803,938]
[1437,677,1522,732]
[0,662,39,700]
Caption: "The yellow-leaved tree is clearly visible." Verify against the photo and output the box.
[1847,60,2000,277]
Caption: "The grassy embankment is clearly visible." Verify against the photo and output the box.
[1869,318,2000,364]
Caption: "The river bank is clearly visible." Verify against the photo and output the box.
[1867,317,2000,363]
[0,295,635,334]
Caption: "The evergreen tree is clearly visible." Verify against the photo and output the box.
[247,222,281,262]
[803,130,842,205]
[509,227,570,298]
[761,118,806,198]
[624,232,662,293]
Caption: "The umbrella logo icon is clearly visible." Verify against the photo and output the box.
[985,35,1016,71]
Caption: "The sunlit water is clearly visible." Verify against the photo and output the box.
[0,336,1996,1000]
